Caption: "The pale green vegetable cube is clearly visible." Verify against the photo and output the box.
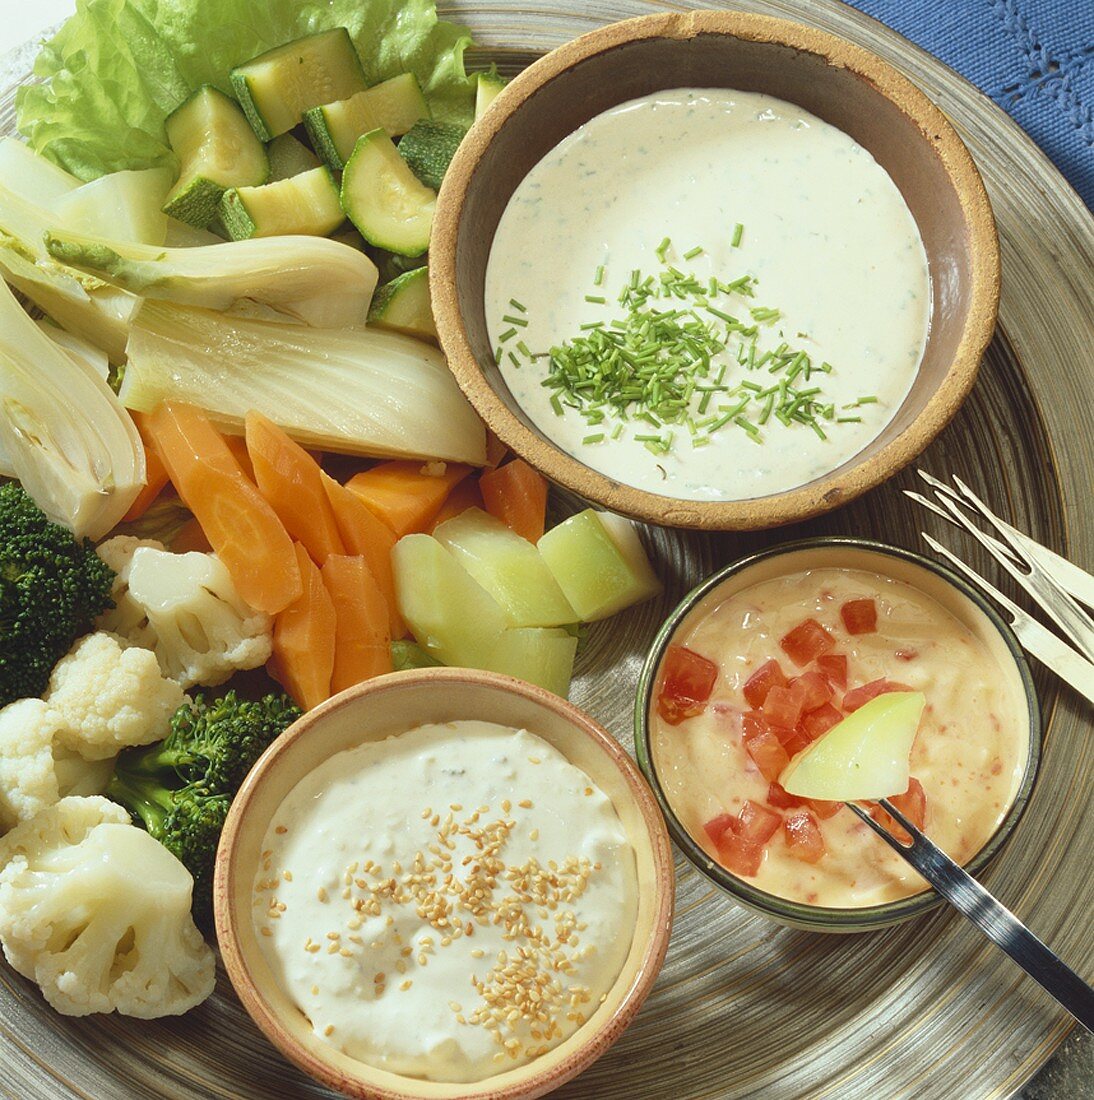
[486,628,577,698]
[780,692,926,802]
[433,507,576,627]
[392,534,507,667]
[537,510,662,621]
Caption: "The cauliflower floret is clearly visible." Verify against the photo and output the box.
[0,796,215,1018]
[46,633,187,761]
[95,536,166,648]
[125,547,272,689]
[0,701,118,833]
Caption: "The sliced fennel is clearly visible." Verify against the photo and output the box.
[122,302,487,465]
[53,167,173,246]
[45,231,378,329]
[0,137,79,202]
[0,279,144,539]
[780,692,926,802]
[34,320,110,380]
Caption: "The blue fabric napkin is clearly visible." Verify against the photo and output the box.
[845,0,1093,208]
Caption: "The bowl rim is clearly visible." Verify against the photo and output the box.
[214,666,676,1099]
[431,10,1001,531]
[632,536,1042,930]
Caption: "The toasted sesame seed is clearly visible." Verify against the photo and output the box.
[283,870,293,882]
[317,887,328,903]
[275,825,287,835]
[519,799,533,809]
[260,927,272,937]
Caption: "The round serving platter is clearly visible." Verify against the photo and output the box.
[0,1,1091,1097]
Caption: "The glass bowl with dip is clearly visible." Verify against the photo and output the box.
[431,12,1000,531]
[633,538,1040,933]
[214,667,674,1099]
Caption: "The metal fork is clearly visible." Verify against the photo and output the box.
[848,799,1094,1031]
[905,471,1094,663]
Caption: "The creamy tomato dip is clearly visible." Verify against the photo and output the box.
[484,88,930,502]
[254,720,638,1082]
[650,567,1029,908]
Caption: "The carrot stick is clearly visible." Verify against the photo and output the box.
[321,473,405,638]
[479,459,548,542]
[345,461,471,537]
[142,401,301,613]
[122,413,170,522]
[245,410,345,565]
[484,430,508,469]
[429,477,485,532]
[321,554,393,693]
[223,434,255,481]
[270,543,336,709]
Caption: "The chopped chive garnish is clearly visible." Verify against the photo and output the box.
[656,237,672,261]
[507,352,520,368]
[750,306,781,323]
[583,433,605,445]
[731,223,744,247]
[550,394,564,416]
[498,327,517,343]
[501,314,528,327]
[585,295,607,304]
[494,345,503,361]
[858,395,878,404]
[516,340,532,358]
[508,298,527,313]
[837,416,862,423]
[594,265,605,286]
[683,245,704,260]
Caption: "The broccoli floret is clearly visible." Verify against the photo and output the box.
[106,691,301,920]
[0,483,115,706]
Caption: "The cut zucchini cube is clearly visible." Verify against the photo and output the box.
[397,119,466,192]
[266,133,320,181]
[434,507,576,627]
[368,267,436,342]
[341,129,435,257]
[230,28,367,142]
[537,510,662,621]
[474,71,507,120]
[162,85,269,229]
[304,72,430,169]
[220,166,344,240]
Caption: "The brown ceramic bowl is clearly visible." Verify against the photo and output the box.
[214,668,675,1100]
[431,11,1000,530]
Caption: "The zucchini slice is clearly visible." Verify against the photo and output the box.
[304,73,429,169]
[266,133,320,181]
[368,267,436,343]
[474,71,507,120]
[398,120,465,192]
[340,129,435,257]
[230,29,367,141]
[162,86,268,229]
[220,166,344,240]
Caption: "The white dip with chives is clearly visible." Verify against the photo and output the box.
[484,88,931,501]
[253,720,638,1083]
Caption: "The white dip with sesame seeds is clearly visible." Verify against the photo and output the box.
[484,87,931,502]
[253,720,639,1082]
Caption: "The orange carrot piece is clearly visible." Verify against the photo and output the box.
[345,461,471,537]
[172,517,212,554]
[122,413,170,522]
[321,473,405,638]
[245,410,345,565]
[321,554,392,693]
[429,477,485,532]
[270,543,336,710]
[142,401,301,614]
[224,434,255,481]
[479,459,548,542]
[484,430,508,469]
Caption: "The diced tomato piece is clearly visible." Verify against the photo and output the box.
[657,644,719,724]
[715,827,764,877]
[738,800,782,845]
[840,598,878,635]
[793,670,831,712]
[741,709,768,741]
[762,681,806,729]
[767,781,804,810]
[780,618,836,667]
[816,653,848,690]
[775,724,811,757]
[743,658,788,709]
[784,809,826,863]
[703,813,736,846]
[891,777,927,830]
[842,678,914,713]
[743,725,791,782]
[808,799,842,820]
[801,702,843,742]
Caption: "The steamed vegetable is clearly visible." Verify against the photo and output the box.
[45,231,378,328]
[398,119,465,191]
[0,796,215,1016]
[270,544,336,710]
[220,167,345,240]
[107,692,301,919]
[17,0,476,180]
[53,168,173,246]
[121,303,487,465]
[474,70,507,120]
[779,692,926,802]
[0,279,145,538]
[479,459,548,542]
[321,554,393,692]
[345,460,471,536]
[0,136,79,201]
[368,266,436,343]
[266,133,320,181]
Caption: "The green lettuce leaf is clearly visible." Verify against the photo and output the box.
[17,0,475,181]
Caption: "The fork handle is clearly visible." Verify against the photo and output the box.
[851,801,1094,1031]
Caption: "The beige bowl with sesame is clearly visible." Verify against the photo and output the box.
[214,667,675,1099]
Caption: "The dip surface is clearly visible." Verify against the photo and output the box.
[650,567,1029,907]
[484,88,930,501]
[254,720,638,1081]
